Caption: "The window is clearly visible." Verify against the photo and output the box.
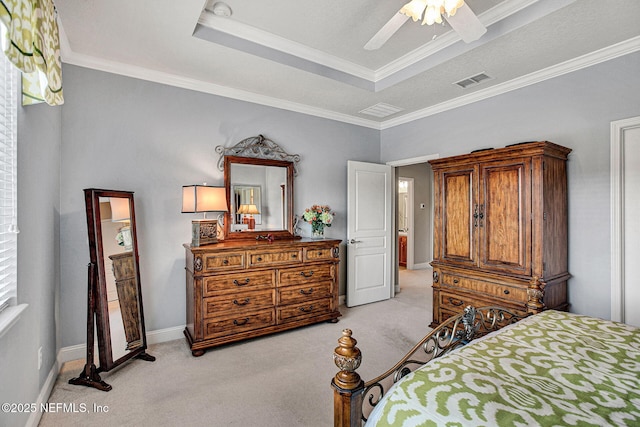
[0,39,20,326]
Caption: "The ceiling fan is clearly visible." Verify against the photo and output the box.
[365,0,486,50]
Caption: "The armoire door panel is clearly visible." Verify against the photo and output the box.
[441,167,477,266]
[479,159,531,275]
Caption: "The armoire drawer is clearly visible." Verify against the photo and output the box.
[204,309,275,339]
[203,270,274,296]
[277,298,332,323]
[247,249,303,267]
[203,289,275,318]
[439,291,495,313]
[277,281,333,305]
[440,273,527,303]
[278,264,333,286]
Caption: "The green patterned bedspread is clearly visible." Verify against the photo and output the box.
[368,310,640,426]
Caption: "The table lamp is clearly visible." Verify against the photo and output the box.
[182,184,227,246]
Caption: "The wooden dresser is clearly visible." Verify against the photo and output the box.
[184,238,341,356]
[429,141,571,326]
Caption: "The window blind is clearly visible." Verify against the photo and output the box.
[0,47,19,315]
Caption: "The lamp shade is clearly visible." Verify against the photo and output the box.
[110,198,130,222]
[182,185,228,213]
[238,204,260,215]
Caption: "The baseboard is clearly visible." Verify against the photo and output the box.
[339,295,345,306]
[25,360,59,427]
[57,324,186,365]
[411,262,432,270]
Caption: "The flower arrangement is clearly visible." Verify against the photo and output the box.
[302,204,334,238]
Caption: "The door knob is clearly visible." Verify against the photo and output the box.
[348,239,362,244]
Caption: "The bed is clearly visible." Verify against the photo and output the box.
[331,306,640,426]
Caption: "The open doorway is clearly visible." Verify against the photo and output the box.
[390,158,436,297]
[397,177,413,269]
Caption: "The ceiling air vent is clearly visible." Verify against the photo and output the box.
[359,103,404,118]
[454,72,492,89]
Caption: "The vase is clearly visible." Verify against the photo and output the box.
[311,223,325,239]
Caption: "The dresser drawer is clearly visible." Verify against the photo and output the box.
[278,264,334,286]
[203,270,274,296]
[204,309,275,339]
[304,247,335,262]
[277,281,333,305]
[247,249,303,267]
[199,251,245,272]
[441,273,527,303]
[203,289,275,318]
[277,298,332,323]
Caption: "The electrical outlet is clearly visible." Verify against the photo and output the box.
[38,346,42,370]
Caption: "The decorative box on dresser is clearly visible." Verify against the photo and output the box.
[429,141,571,327]
[184,238,341,356]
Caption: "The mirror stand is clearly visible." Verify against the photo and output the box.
[69,262,114,392]
[69,189,155,392]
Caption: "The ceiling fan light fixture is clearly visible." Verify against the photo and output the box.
[400,0,467,27]
[400,0,428,22]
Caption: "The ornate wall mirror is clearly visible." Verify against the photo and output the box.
[217,135,299,240]
[70,189,154,391]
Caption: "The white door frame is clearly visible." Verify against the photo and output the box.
[387,153,439,292]
[610,116,640,322]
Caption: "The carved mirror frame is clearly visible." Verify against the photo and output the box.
[217,135,299,240]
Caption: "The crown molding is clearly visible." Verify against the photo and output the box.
[197,13,375,81]
[60,49,382,130]
[379,35,640,129]
[58,9,639,133]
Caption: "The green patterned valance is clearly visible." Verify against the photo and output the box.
[0,0,64,106]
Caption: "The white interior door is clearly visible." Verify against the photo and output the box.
[611,116,640,327]
[347,161,392,307]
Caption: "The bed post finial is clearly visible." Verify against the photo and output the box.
[332,329,364,427]
[527,276,546,314]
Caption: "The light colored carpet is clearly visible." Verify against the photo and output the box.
[40,268,432,426]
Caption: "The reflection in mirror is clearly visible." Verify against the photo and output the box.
[224,156,295,240]
[231,163,288,232]
[101,197,143,360]
[69,189,154,392]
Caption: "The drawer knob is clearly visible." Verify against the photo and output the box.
[453,279,459,284]
[233,278,250,286]
[291,254,297,258]
[300,271,314,278]
[256,257,263,262]
[448,297,464,306]
[317,251,323,256]
[503,289,510,295]
[233,318,249,326]
[223,259,229,265]
[233,298,250,306]
[299,288,314,295]
[299,305,314,313]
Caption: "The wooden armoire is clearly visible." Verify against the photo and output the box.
[429,141,571,326]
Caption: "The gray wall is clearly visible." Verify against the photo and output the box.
[0,102,61,427]
[397,163,433,266]
[59,65,380,347]
[381,51,640,321]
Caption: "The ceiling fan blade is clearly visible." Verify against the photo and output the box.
[445,3,486,43]
[364,12,410,50]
